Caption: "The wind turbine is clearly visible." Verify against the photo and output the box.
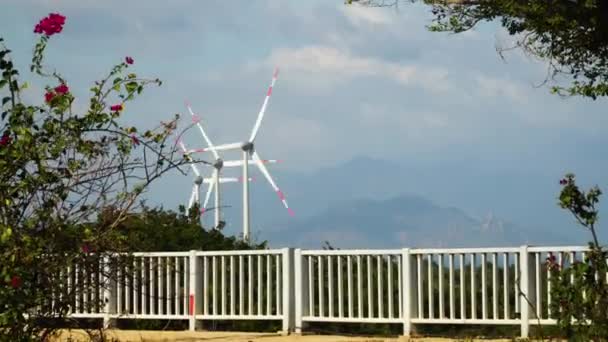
[178,137,253,224]
[185,103,281,235]
[185,68,293,241]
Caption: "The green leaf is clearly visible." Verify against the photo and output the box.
[1,227,12,243]
[0,79,7,89]
[2,96,10,105]
[125,81,138,94]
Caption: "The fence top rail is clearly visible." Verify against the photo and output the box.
[194,249,285,256]
[410,247,521,255]
[109,246,590,258]
[527,246,589,253]
[129,251,191,257]
[301,249,402,256]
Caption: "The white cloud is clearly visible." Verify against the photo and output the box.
[340,3,393,27]
[256,45,452,94]
[474,74,529,104]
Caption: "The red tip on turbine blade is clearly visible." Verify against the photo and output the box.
[267,86,273,97]
[288,208,295,217]
[192,114,200,123]
[277,190,285,201]
[273,68,279,78]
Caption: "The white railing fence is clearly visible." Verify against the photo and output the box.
[55,245,607,338]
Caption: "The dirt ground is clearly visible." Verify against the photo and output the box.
[51,330,523,342]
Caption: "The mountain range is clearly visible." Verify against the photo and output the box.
[206,156,589,249]
[262,194,568,249]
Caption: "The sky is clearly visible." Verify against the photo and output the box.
[2,1,608,242]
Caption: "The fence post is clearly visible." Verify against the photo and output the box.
[519,245,536,338]
[282,248,294,334]
[189,250,203,331]
[294,249,307,334]
[102,255,116,328]
[402,248,416,336]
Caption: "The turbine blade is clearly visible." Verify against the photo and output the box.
[178,140,201,177]
[186,142,244,154]
[223,159,280,168]
[186,103,220,160]
[203,177,241,184]
[222,160,243,168]
[252,151,294,216]
[249,68,279,142]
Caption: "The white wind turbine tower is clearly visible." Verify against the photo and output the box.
[185,68,293,241]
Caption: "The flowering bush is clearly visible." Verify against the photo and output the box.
[0,13,200,340]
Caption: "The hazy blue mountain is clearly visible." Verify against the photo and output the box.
[260,194,572,249]
[207,156,594,248]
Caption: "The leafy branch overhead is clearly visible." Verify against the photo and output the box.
[347,0,608,99]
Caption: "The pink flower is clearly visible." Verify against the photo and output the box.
[130,134,140,146]
[45,91,55,103]
[0,134,11,146]
[125,56,134,65]
[110,104,123,112]
[34,13,66,36]
[10,275,22,289]
[54,84,69,95]
[81,244,91,254]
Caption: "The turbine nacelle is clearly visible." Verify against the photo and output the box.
[241,142,254,153]
[213,158,223,170]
